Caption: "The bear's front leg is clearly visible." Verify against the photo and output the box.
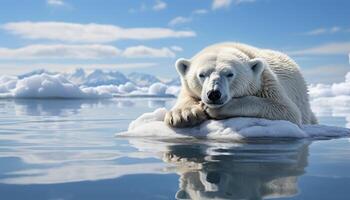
[204,96,302,126]
[164,103,208,128]
[203,98,241,120]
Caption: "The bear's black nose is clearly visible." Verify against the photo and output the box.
[206,172,221,184]
[207,90,221,102]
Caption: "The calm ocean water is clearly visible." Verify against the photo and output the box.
[0,99,349,200]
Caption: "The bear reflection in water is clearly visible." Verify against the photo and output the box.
[160,140,309,200]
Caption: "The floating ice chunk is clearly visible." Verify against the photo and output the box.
[308,72,350,117]
[118,82,137,93]
[0,73,180,99]
[309,72,350,99]
[13,74,84,98]
[117,108,350,140]
[148,82,167,95]
[0,74,112,98]
[0,75,18,93]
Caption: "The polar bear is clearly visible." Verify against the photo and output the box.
[165,42,317,127]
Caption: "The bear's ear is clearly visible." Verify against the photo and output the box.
[175,58,191,77]
[249,58,266,76]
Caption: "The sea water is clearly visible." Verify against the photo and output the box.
[0,98,349,200]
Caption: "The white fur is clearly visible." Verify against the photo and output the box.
[165,42,317,127]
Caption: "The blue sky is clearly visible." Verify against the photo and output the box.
[0,0,349,83]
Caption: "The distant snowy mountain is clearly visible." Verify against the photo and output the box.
[127,72,160,87]
[166,77,181,86]
[65,68,86,85]
[16,68,180,88]
[83,69,129,87]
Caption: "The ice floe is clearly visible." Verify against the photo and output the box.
[117,108,350,140]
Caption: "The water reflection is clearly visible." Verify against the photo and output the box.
[0,99,176,185]
[0,98,348,199]
[148,99,167,108]
[13,99,95,116]
[116,100,135,108]
[10,98,175,117]
[312,102,350,128]
[129,139,309,200]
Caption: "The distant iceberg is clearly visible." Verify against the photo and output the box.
[309,71,350,127]
[1,68,350,104]
[117,108,350,140]
[0,69,180,98]
[0,74,111,98]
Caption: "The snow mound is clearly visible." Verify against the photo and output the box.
[117,108,350,140]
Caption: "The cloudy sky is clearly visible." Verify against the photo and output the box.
[0,0,349,83]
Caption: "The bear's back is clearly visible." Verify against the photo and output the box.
[196,42,316,124]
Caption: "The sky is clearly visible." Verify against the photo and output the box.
[0,0,349,83]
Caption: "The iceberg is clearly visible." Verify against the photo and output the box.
[117,108,350,140]
[0,72,179,99]
[308,71,350,127]
[0,74,112,98]
[1,68,350,102]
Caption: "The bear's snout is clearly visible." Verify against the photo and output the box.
[207,89,221,102]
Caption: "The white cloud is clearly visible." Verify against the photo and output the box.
[212,0,232,10]
[0,44,179,60]
[212,0,255,10]
[128,3,147,13]
[153,0,167,11]
[193,9,208,15]
[0,44,120,59]
[301,64,350,84]
[304,28,327,36]
[0,63,157,75]
[168,16,192,27]
[170,46,183,52]
[47,0,65,6]
[330,26,341,33]
[2,21,196,43]
[129,0,166,13]
[304,26,342,36]
[122,46,175,58]
[289,42,350,56]
[234,0,256,4]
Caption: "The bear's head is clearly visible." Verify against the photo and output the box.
[176,47,266,108]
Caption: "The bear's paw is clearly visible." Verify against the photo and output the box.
[164,105,207,128]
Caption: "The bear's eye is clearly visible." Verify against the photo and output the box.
[199,73,205,78]
[226,73,234,78]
